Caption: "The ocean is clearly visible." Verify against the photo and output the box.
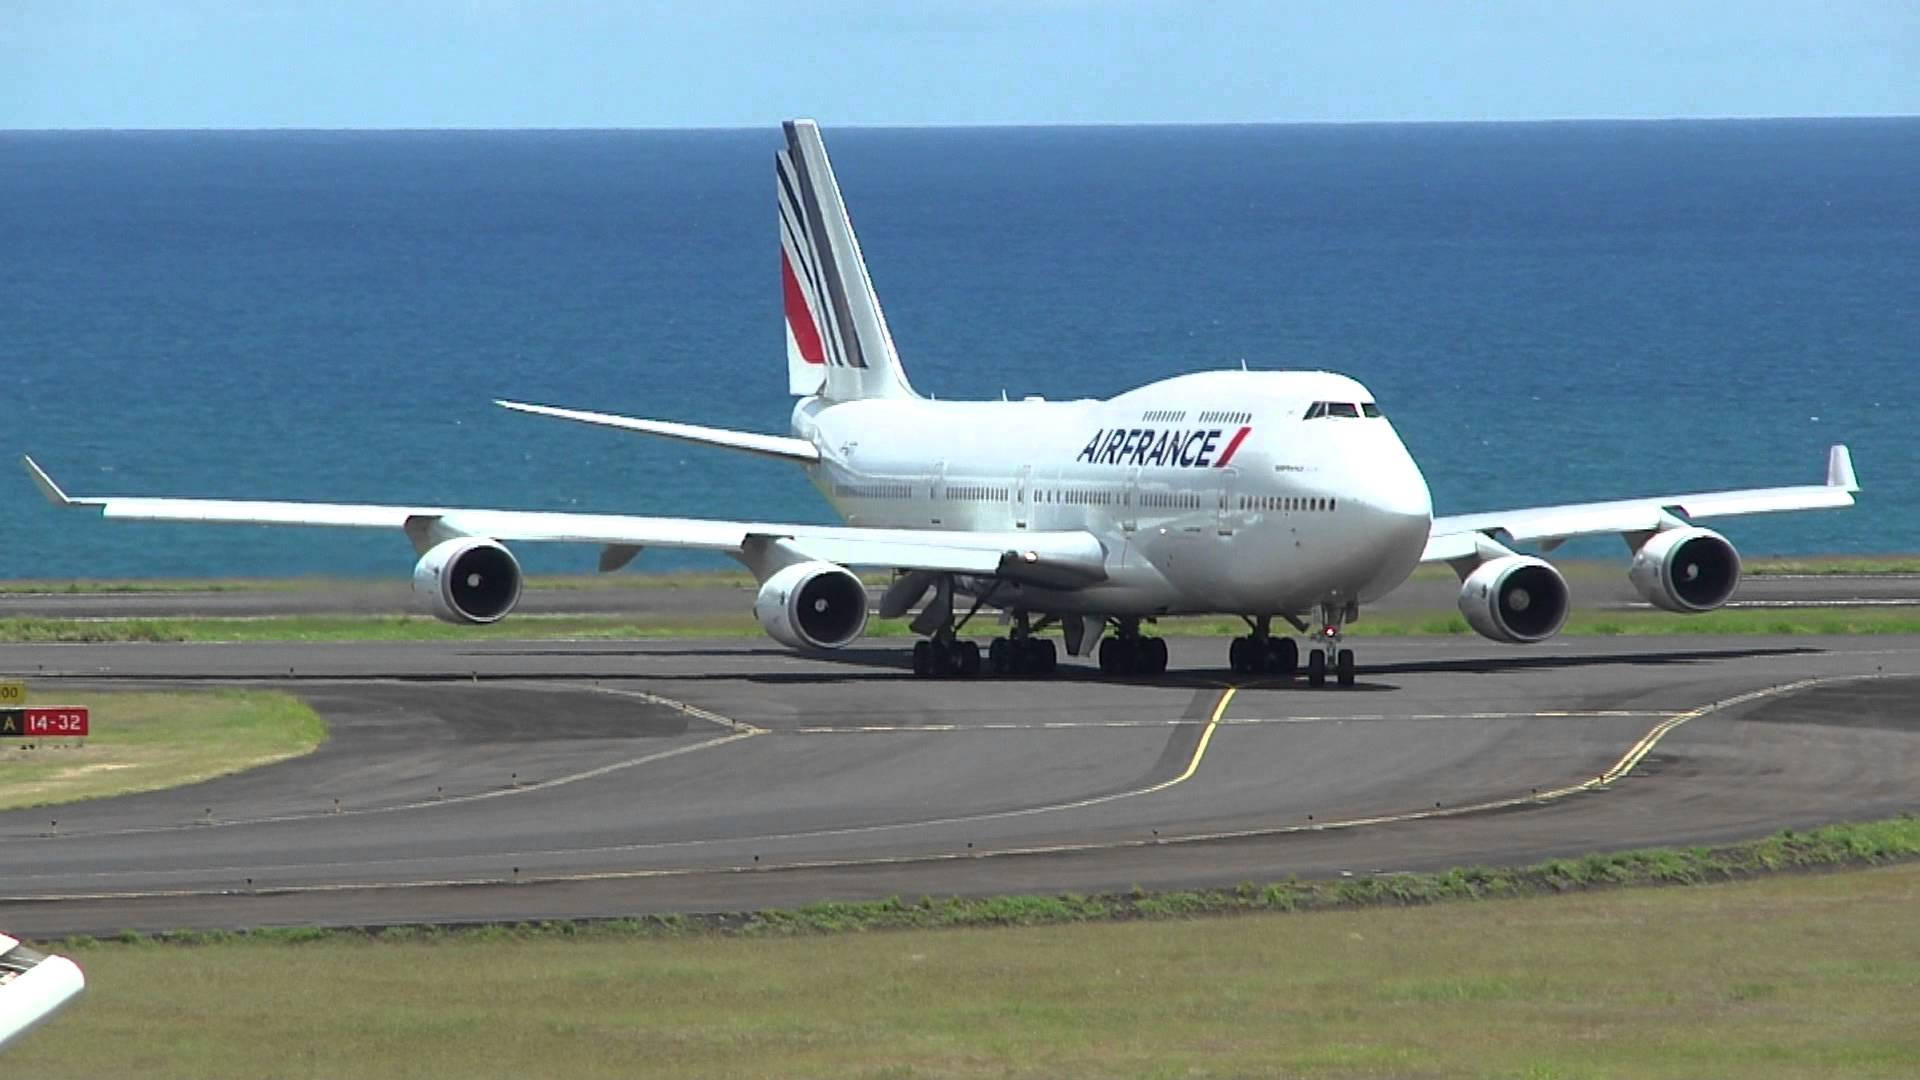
[2,119,1915,580]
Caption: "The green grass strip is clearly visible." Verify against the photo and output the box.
[41,814,1920,950]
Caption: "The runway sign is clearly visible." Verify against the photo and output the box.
[0,708,89,738]
[0,681,23,706]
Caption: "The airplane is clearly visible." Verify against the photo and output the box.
[22,120,1860,686]
[0,933,84,1051]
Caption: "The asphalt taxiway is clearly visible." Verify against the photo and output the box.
[2,631,1917,937]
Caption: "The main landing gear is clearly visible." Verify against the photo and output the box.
[1229,615,1298,676]
[1097,617,1169,677]
[1229,608,1357,687]
[988,612,1058,676]
[909,576,1056,678]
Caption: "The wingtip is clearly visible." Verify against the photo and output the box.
[21,455,74,507]
[1827,444,1859,492]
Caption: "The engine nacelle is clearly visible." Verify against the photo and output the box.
[1629,527,1740,613]
[412,537,523,625]
[753,561,868,650]
[1458,555,1570,644]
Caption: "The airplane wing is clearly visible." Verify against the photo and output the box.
[1422,444,1858,564]
[21,456,1108,588]
[0,933,85,1050]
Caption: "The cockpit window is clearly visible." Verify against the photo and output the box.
[1305,400,1381,419]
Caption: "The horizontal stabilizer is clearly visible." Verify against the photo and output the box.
[495,400,820,464]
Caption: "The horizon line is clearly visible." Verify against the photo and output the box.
[4,112,1917,134]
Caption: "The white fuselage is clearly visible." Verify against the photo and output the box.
[790,369,1434,618]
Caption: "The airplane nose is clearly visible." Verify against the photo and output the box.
[1348,437,1433,594]
[1354,433,1433,525]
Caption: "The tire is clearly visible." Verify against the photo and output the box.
[1098,638,1116,674]
[1336,648,1355,687]
[1271,637,1299,676]
[988,637,1011,675]
[1028,638,1057,674]
[1228,636,1249,673]
[1144,636,1169,675]
[956,639,982,677]
[912,640,932,677]
[1306,648,1326,687]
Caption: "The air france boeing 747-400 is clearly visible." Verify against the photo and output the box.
[24,120,1860,685]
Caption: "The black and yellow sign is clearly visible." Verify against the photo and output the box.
[0,680,23,706]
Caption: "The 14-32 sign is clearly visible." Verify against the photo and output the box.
[0,707,89,738]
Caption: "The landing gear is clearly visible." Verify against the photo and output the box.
[909,573,991,679]
[1231,607,1359,687]
[911,637,980,678]
[1305,601,1357,688]
[911,592,1059,680]
[1097,619,1168,677]
[1229,616,1299,677]
[987,613,1058,676]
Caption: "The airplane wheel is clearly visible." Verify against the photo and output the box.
[1229,636,1250,673]
[1336,648,1355,687]
[988,637,1011,675]
[955,640,982,677]
[1270,637,1299,676]
[1098,638,1116,674]
[1306,649,1327,687]
[912,640,932,677]
[1026,638,1057,674]
[1144,636,1169,675]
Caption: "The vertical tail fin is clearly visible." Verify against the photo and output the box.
[777,119,918,401]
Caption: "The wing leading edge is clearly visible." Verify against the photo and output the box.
[20,456,1107,588]
[1422,444,1858,564]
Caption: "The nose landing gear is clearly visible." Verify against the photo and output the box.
[1306,602,1357,688]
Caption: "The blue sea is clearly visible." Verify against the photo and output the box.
[3,120,1916,580]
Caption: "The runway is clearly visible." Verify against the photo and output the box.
[3,628,1918,937]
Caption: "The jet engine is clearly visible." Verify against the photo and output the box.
[412,537,523,625]
[754,561,869,650]
[1629,526,1740,613]
[1458,555,1570,644]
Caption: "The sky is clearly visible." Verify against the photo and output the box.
[3,1,1915,129]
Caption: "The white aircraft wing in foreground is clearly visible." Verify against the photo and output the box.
[0,933,84,1051]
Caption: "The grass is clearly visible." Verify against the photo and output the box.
[0,690,327,810]
[11,835,1920,1078]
